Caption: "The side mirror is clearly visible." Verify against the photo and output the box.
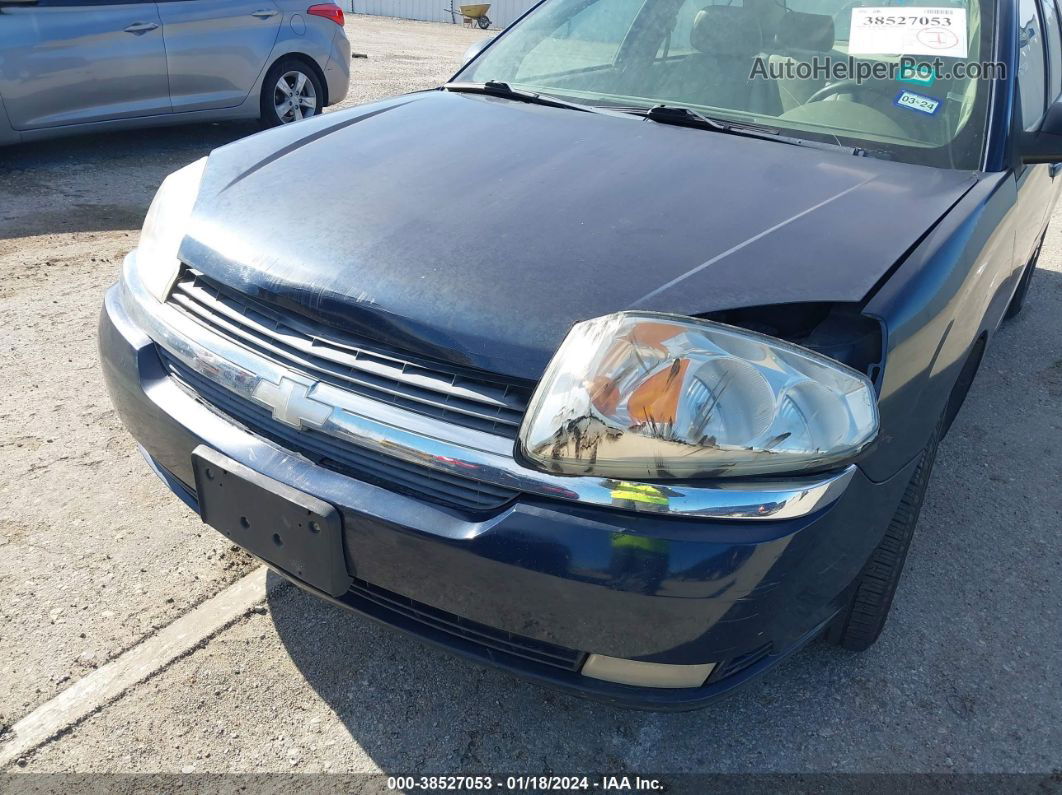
[1021,99,1062,164]
[462,37,493,67]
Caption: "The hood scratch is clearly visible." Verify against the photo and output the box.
[632,176,875,307]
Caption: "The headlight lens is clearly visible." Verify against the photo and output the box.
[136,158,207,302]
[519,312,879,479]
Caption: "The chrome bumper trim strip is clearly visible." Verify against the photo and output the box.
[119,253,855,520]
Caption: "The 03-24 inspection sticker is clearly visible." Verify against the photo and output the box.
[894,89,943,115]
[849,7,968,58]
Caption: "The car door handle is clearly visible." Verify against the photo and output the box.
[251,9,279,18]
[1050,162,1062,178]
[124,21,159,34]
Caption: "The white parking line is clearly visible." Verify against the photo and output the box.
[0,566,279,769]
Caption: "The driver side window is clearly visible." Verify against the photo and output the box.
[1018,0,1049,130]
[1039,0,1062,102]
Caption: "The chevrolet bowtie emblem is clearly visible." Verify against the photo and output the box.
[251,377,332,430]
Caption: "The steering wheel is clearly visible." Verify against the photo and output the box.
[805,79,863,104]
[806,78,902,105]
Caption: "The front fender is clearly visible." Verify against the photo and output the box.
[863,172,1018,482]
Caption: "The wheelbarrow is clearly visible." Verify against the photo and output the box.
[458,3,491,29]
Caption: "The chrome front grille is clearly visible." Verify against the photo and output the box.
[167,269,532,439]
[161,350,521,513]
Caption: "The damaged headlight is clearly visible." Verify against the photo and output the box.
[135,158,207,302]
[519,312,878,479]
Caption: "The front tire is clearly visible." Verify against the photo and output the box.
[827,422,941,651]
[260,59,324,128]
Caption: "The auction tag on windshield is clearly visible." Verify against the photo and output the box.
[849,8,968,59]
[894,89,943,115]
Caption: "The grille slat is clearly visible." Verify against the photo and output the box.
[171,289,526,430]
[172,285,527,418]
[346,578,585,672]
[162,351,520,513]
[169,272,532,438]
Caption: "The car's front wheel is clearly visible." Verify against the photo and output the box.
[826,420,941,651]
[260,59,324,128]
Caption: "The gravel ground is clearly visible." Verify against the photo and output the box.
[1,14,1061,778]
[341,16,490,106]
[0,127,261,729]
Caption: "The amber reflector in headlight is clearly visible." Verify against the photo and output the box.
[519,312,878,479]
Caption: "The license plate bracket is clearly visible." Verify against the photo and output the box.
[191,445,351,597]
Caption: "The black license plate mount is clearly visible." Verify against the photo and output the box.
[191,445,351,597]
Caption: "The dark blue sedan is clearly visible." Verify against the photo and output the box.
[100,0,1060,709]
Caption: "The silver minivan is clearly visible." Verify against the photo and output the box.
[0,0,350,145]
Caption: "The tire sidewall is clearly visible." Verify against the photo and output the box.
[261,60,325,128]
[1006,230,1046,320]
[828,415,943,651]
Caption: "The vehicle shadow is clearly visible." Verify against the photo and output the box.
[265,265,1062,773]
[0,121,260,240]
[266,563,894,773]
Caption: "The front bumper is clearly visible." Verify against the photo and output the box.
[100,271,916,710]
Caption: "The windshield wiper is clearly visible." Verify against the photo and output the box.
[443,81,602,114]
[638,104,873,157]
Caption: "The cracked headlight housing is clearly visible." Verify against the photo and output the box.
[135,157,207,302]
[519,312,879,479]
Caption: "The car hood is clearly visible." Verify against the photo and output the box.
[181,90,977,381]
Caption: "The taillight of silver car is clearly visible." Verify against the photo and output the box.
[307,3,345,25]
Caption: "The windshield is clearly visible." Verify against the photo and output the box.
[455,0,996,168]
